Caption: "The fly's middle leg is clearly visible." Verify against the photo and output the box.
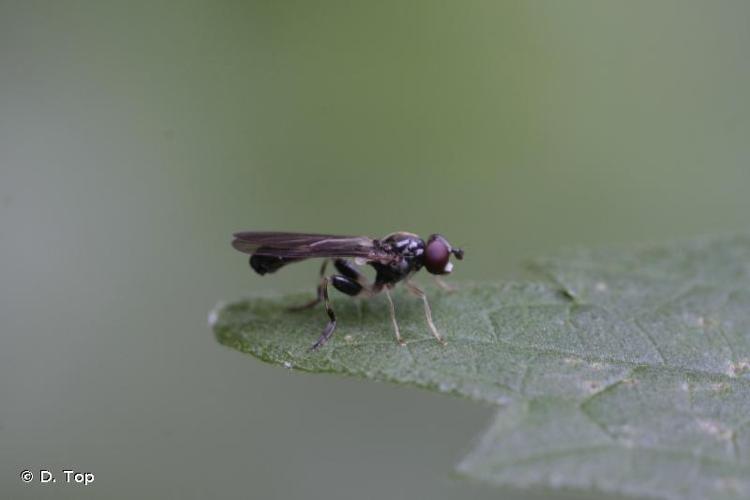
[383,287,404,346]
[331,272,408,347]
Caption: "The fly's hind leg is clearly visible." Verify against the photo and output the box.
[310,277,337,350]
[288,259,329,311]
[310,272,364,350]
[333,259,369,286]
[405,281,446,345]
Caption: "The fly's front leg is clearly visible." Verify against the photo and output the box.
[288,259,329,311]
[434,276,457,293]
[405,281,446,345]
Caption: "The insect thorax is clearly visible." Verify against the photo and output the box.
[371,233,425,286]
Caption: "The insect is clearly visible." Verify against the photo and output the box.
[231,231,464,350]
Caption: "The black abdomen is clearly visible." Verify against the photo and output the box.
[250,254,301,275]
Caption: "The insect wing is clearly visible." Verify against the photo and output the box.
[231,232,341,253]
[231,232,394,263]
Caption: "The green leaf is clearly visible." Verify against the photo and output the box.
[212,233,750,500]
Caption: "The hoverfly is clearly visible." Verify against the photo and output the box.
[231,231,464,350]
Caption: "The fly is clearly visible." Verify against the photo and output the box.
[231,231,464,350]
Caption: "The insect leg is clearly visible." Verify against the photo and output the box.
[433,276,457,293]
[310,277,337,350]
[330,274,364,296]
[405,282,445,344]
[310,274,375,349]
[383,287,405,346]
[331,263,388,299]
[333,259,367,285]
[287,259,329,311]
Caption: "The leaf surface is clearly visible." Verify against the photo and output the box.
[212,234,750,500]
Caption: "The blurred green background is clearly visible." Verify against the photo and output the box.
[2,1,749,499]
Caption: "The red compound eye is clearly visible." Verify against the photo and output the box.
[424,237,450,274]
